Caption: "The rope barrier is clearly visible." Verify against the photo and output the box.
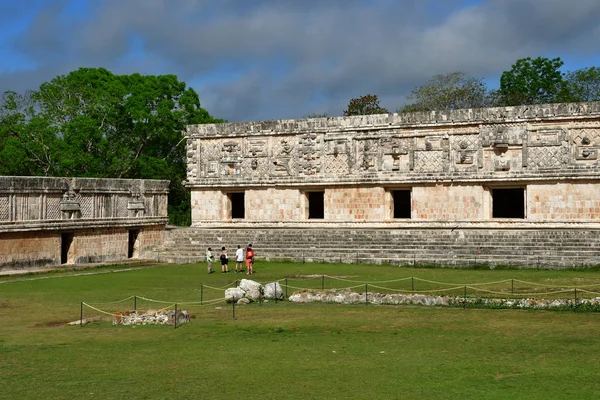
[467,286,574,296]
[83,295,136,306]
[324,276,413,284]
[413,277,513,286]
[512,279,600,289]
[82,302,118,316]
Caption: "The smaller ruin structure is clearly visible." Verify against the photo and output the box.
[0,176,169,270]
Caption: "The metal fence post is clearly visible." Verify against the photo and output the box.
[80,302,83,328]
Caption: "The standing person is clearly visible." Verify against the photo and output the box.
[220,246,229,273]
[246,244,255,275]
[235,245,244,273]
[206,247,214,274]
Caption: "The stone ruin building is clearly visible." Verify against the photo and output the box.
[174,102,600,268]
[0,177,169,270]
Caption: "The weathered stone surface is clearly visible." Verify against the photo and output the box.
[263,282,284,300]
[237,297,251,305]
[225,287,245,303]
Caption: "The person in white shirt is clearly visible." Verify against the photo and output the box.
[235,245,244,273]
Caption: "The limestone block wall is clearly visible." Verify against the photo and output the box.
[246,188,304,221]
[412,185,484,220]
[528,182,600,221]
[326,187,386,221]
[191,190,225,221]
[0,231,60,268]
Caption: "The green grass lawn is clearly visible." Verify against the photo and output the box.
[2,261,600,399]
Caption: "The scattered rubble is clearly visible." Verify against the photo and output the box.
[113,309,190,325]
[288,289,600,310]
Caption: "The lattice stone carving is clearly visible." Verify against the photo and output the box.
[116,195,129,217]
[79,194,93,218]
[527,146,569,169]
[323,154,350,175]
[201,139,224,177]
[46,195,62,220]
[571,128,600,161]
[414,150,445,172]
[452,135,480,165]
[0,195,8,220]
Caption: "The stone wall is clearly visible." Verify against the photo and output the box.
[185,102,600,227]
[0,177,169,270]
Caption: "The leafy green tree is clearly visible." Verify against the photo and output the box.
[497,57,571,105]
[565,67,600,102]
[1,68,222,225]
[343,94,389,116]
[399,72,490,112]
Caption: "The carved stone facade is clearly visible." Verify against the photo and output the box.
[0,177,169,270]
[185,102,600,229]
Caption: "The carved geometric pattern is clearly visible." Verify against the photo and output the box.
[414,150,445,172]
[323,154,349,175]
[452,135,479,151]
[527,146,569,169]
[117,195,129,217]
[572,128,600,145]
[241,157,270,176]
[80,194,93,218]
[355,139,379,172]
[46,195,62,220]
[297,134,321,176]
[0,195,8,220]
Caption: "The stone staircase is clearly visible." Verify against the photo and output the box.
[151,227,600,268]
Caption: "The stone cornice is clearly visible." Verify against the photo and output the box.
[0,217,168,233]
[187,102,600,138]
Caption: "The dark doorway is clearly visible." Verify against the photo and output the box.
[492,188,525,218]
[392,190,411,219]
[61,233,73,264]
[308,191,325,219]
[229,192,245,219]
[128,229,140,259]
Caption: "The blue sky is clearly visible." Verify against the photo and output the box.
[1,0,600,122]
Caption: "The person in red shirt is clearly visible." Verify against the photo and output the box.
[245,244,255,275]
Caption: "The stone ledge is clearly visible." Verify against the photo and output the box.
[0,217,168,233]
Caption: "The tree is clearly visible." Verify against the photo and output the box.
[399,72,490,112]
[565,67,600,102]
[497,57,571,106]
[1,68,223,225]
[343,94,389,116]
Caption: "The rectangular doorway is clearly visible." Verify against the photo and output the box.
[229,192,245,219]
[392,190,411,219]
[61,232,73,264]
[128,229,140,259]
[492,188,525,218]
[307,191,325,219]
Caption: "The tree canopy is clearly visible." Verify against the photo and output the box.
[400,72,490,112]
[343,94,389,116]
[496,57,570,106]
[0,67,222,225]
